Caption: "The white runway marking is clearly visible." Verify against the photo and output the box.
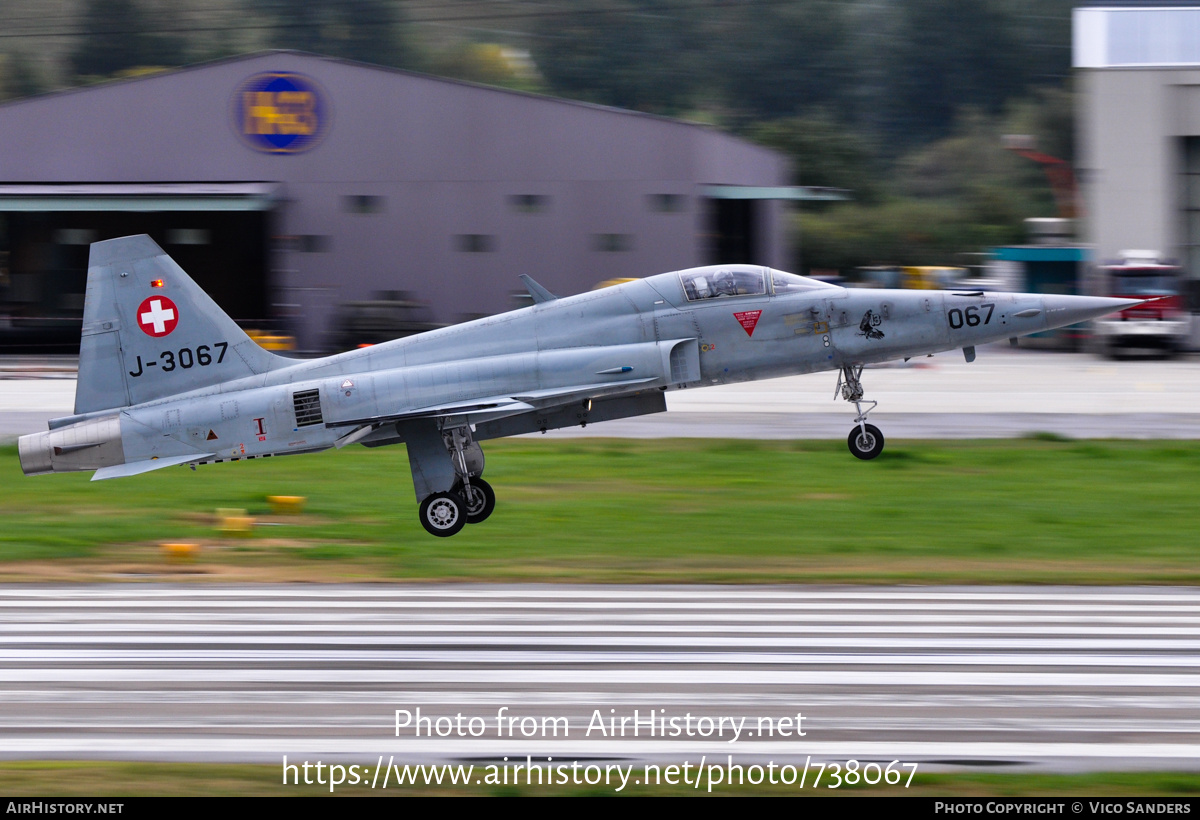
[0,584,1198,772]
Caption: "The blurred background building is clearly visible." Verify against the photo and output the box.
[3,0,1198,355]
[0,52,798,353]
[1075,1,1200,296]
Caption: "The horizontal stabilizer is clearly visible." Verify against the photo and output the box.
[91,453,213,481]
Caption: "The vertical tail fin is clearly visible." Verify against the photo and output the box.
[75,234,289,414]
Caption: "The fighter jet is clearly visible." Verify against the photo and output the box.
[19,235,1140,536]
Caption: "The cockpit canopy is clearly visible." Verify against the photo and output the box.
[678,265,836,302]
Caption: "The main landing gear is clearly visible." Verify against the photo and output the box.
[836,364,884,460]
[417,425,496,537]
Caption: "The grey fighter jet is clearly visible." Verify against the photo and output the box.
[19,235,1140,536]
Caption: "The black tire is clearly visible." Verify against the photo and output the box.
[848,423,884,460]
[459,477,496,525]
[419,491,467,537]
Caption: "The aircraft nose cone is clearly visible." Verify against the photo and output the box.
[1041,295,1143,329]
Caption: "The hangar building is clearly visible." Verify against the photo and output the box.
[0,52,793,353]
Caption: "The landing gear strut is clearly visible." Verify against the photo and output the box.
[445,425,496,526]
[836,364,884,460]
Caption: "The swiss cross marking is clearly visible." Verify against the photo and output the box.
[137,296,179,337]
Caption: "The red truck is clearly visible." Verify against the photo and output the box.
[1091,252,1190,358]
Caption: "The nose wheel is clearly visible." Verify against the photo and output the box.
[848,423,884,460]
[836,364,884,460]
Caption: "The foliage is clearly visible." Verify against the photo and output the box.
[798,198,1023,272]
[530,0,1073,145]
[428,43,544,93]
[533,0,704,115]
[704,0,858,124]
[790,95,1071,273]
[0,51,42,101]
[743,114,881,202]
[70,0,187,79]
[1,438,1199,585]
[247,0,417,70]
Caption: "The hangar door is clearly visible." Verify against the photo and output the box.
[701,185,851,270]
[0,184,275,353]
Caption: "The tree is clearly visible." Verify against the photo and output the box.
[0,52,43,101]
[871,0,1067,149]
[251,0,417,70]
[430,43,544,93]
[745,114,880,202]
[532,0,704,115]
[70,0,185,79]
[706,1,857,124]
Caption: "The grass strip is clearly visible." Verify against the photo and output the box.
[1,761,1199,796]
[1,438,1197,585]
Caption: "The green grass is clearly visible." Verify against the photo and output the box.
[1,762,1199,796]
[2,438,1198,584]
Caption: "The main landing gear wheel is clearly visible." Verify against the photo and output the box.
[419,491,467,537]
[848,423,884,460]
[458,477,496,525]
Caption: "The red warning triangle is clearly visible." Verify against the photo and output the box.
[733,310,763,337]
[206,430,219,441]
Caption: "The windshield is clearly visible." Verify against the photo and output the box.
[770,270,837,295]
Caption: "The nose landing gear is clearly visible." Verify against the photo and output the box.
[836,364,885,460]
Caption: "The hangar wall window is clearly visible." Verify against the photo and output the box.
[167,229,211,245]
[592,233,633,252]
[509,194,550,213]
[342,195,385,214]
[271,235,330,252]
[456,234,495,253]
[648,194,687,213]
[54,229,97,245]
[298,235,331,252]
[681,268,766,301]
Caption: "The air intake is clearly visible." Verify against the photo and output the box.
[292,389,323,427]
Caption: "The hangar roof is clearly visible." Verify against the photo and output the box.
[0,51,785,187]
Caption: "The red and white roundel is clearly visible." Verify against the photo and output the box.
[136,296,179,337]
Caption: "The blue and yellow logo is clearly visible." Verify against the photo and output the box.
[232,72,328,154]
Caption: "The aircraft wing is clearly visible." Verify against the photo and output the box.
[324,377,659,446]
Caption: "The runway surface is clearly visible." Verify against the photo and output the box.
[2,584,1199,773]
[4,349,1200,440]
